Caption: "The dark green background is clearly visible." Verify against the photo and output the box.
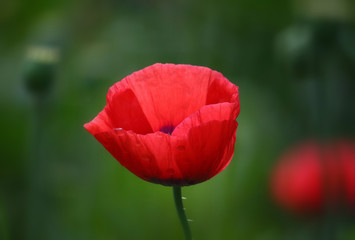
[1,0,355,239]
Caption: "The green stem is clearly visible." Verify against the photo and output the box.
[173,186,192,240]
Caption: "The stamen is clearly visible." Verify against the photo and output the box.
[159,125,175,135]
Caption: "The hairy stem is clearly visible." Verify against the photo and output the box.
[173,186,192,240]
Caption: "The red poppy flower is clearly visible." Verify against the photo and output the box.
[271,140,355,215]
[84,63,240,186]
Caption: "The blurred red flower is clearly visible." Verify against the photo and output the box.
[271,140,355,215]
[84,63,240,186]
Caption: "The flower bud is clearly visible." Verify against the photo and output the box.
[23,45,59,96]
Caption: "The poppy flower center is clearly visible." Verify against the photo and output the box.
[159,125,175,135]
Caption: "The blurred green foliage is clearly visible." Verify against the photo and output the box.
[0,0,354,239]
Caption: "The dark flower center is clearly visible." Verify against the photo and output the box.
[159,125,175,135]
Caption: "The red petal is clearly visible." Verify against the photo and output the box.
[84,88,152,135]
[84,109,113,136]
[206,70,240,114]
[173,120,238,183]
[92,119,237,186]
[94,129,184,183]
[172,102,238,136]
[271,142,323,213]
[106,88,152,134]
[119,63,212,131]
[338,141,355,207]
